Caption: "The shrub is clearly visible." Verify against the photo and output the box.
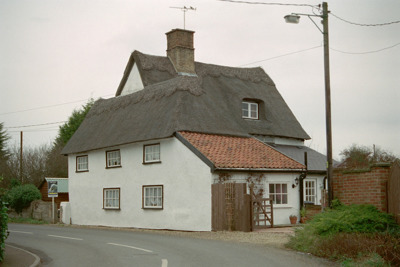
[7,184,41,214]
[317,232,400,265]
[287,204,400,266]
[0,200,8,262]
[309,204,399,236]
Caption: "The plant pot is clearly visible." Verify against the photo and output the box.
[300,217,306,224]
[289,216,297,224]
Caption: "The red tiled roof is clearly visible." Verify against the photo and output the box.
[178,131,305,170]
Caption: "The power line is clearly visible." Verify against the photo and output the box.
[0,94,113,116]
[330,42,400,55]
[217,0,316,7]
[0,99,88,116]
[5,121,66,129]
[330,12,400,27]
[239,45,321,66]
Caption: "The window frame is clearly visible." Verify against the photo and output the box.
[304,179,317,204]
[103,187,120,210]
[142,185,164,209]
[76,155,89,172]
[268,183,288,205]
[106,149,121,168]
[143,143,161,164]
[242,101,259,120]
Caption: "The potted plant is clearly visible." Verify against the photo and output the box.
[300,207,307,223]
[289,214,297,225]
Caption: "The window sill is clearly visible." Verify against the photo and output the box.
[273,205,293,209]
[242,117,259,120]
[105,166,122,169]
[103,208,121,210]
[142,207,163,210]
[142,161,162,165]
[76,170,89,173]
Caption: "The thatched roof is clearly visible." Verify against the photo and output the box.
[62,51,310,155]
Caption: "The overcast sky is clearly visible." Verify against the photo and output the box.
[1,0,399,160]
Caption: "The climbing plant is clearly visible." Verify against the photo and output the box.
[0,199,8,262]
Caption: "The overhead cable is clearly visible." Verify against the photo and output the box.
[239,45,321,66]
[5,121,66,129]
[330,42,400,55]
[217,0,316,7]
[330,12,400,27]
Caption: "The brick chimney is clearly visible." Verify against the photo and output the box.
[166,29,195,74]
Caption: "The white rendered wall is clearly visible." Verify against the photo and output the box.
[120,63,144,96]
[68,137,212,231]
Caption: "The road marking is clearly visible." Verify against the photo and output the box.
[107,243,153,253]
[6,244,40,267]
[162,259,168,267]
[8,230,33,235]
[48,234,83,241]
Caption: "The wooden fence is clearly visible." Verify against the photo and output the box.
[388,162,400,224]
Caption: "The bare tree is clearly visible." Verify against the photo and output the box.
[339,144,399,169]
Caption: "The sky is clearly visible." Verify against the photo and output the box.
[0,0,399,161]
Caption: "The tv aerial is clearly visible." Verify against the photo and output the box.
[170,6,196,29]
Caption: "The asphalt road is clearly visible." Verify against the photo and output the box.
[6,223,334,267]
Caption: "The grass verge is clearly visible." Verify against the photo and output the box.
[8,217,48,224]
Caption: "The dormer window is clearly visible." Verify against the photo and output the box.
[242,101,259,119]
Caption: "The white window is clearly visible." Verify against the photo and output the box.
[144,144,161,163]
[304,179,317,204]
[76,155,88,172]
[106,150,121,168]
[242,101,258,119]
[143,185,163,209]
[103,188,120,209]
[269,183,288,204]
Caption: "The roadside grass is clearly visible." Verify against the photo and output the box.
[8,217,48,224]
[286,202,400,266]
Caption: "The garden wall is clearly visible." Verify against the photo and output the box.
[333,163,390,212]
[8,200,58,223]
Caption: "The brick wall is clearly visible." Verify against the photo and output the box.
[333,163,390,212]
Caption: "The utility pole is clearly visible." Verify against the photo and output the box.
[285,2,333,207]
[322,2,333,207]
[20,131,23,184]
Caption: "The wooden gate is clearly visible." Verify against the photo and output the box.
[250,186,273,229]
[211,183,273,231]
[212,183,251,232]
[388,162,400,224]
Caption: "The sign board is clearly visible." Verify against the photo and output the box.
[48,180,58,198]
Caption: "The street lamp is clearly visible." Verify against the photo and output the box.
[285,2,333,207]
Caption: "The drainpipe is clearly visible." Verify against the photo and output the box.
[299,152,308,211]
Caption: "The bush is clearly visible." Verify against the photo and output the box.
[287,204,400,266]
[0,200,8,262]
[308,204,399,236]
[7,184,41,214]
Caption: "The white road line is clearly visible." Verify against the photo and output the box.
[48,234,83,241]
[6,244,40,267]
[107,242,153,253]
[161,259,168,267]
[8,230,33,234]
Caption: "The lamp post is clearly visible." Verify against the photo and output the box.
[285,2,333,207]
